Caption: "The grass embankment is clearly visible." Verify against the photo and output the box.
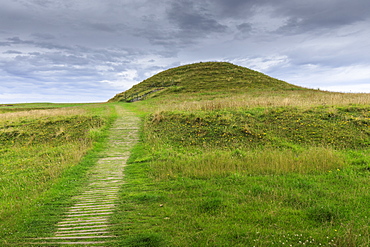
[109,62,303,102]
[0,103,117,244]
[112,93,370,246]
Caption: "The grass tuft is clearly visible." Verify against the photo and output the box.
[122,233,166,247]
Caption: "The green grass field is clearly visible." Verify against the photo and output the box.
[109,62,370,246]
[111,101,370,246]
[1,62,370,246]
[0,103,117,244]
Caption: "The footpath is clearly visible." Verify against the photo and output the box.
[30,105,139,246]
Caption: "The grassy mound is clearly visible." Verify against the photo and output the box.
[110,74,370,245]
[109,62,305,102]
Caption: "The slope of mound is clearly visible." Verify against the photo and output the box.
[109,62,304,102]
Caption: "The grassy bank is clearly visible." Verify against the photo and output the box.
[0,103,117,244]
[112,96,370,246]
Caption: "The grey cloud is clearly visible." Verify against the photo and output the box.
[204,0,370,35]
[135,27,188,52]
[86,22,121,33]
[1,38,143,87]
[271,0,370,34]
[237,23,253,33]
[31,33,55,40]
[167,0,227,34]
[233,23,254,40]
[4,36,76,53]
[3,50,22,54]
[4,37,71,52]
[0,2,52,32]
[25,0,56,8]
[212,0,261,17]
[7,37,33,44]
[134,0,231,53]
[0,41,11,46]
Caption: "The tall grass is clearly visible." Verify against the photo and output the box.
[0,103,114,242]
[156,91,370,112]
[0,107,86,121]
[150,147,346,180]
[115,140,370,246]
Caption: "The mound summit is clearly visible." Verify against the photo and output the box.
[109,62,304,102]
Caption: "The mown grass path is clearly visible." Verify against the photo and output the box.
[30,105,139,246]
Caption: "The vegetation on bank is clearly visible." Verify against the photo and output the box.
[0,103,116,243]
[109,62,370,246]
[112,100,370,246]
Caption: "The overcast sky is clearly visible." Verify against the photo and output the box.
[1,0,370,103]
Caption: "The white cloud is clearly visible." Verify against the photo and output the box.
[273,64,370,92]
[100,70,139,89]
[230,55,290,72]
